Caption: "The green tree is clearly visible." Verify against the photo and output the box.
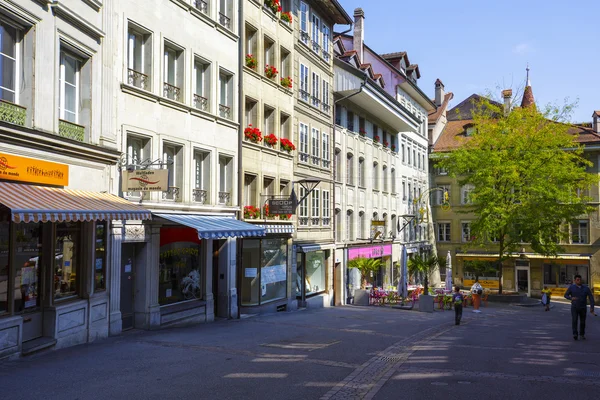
[408,255,443,295]
[463,260,497,281]
[347,257,381,289]
[436,99,597,293]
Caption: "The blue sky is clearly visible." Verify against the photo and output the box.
[335,0,599,123]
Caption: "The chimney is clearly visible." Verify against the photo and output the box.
[593,111,600,133]
[502,89,513,116]
[434,79,445,107]
[353,8,365,62]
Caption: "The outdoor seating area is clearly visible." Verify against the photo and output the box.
[367,286,490,310]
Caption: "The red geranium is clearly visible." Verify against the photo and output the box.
[280,138,296,153]
[264,133,278,146]
[244,124,262,143]
[265,64,278,79]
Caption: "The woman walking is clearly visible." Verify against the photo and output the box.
[453,286,464,325]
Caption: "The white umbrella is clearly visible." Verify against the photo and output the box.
[445,250,453,291]
[398,245,408,299]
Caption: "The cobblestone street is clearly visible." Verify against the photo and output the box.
[1,302,599,400]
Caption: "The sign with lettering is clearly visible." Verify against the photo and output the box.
[268,198,295,215]
[122,169,169,192]
[348,244,392,260]
[463,279,499,289]
[0,152,68,186]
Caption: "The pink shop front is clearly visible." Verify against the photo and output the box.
[347,244,394,290]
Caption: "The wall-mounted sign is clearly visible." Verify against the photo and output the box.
[268,198,295,215]
[0,152,69,186]
[348,244,392,260]
[122,169,168,192]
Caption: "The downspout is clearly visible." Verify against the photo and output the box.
[235,0,244,320]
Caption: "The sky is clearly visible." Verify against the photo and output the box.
[334,0,599,123]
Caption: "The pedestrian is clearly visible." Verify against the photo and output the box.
[541,286,551,311]
[564,274,595,340]
[453,285,464,325]
[471,279,483,313]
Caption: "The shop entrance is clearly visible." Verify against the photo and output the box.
[121,244,136,330]
[516,260,530,296]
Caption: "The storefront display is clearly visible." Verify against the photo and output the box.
[242,238,288,306]
[14,223,42,311]
[54,222,81,300]
[158,227,203,305]
[94,222,107,291]
[296,250,326,297]
[1,222,9,314]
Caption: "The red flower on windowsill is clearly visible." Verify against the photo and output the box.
[374,135,381,143]
[244,205,260,219]
[280,76,293,89]
[281,11,292,23]
[265,64,279,79]
[244,124,262,143]
[280,138,296,153]
[383,141,389,147]
[264,133,278,147]
[245,54,257,70]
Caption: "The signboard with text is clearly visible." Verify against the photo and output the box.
[0,152,69,186]
[268,198,295,215]
[122,169,169,192]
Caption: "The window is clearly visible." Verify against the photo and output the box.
[300,63,309,101]
[264,36,275,77]
[263,177,275,197]
[335,105,343,126]
[461,222,471,242]
[335,209,342,241]
[544,264,589,285]
[245,97,258,128]
[163,143,183,201]
[358,117,365,134]
[280,112,290,140]
[218,0,233,30]
[382,165,388,192]
[299,2,309,43]
[219,69,233,119]
[299,122,309,162]
[322,24,330,61]
[245,24,257,61]
[193,58,210,111]
[125,134,150,198]
[391,169,396,193]
[407,146,411,165]
[280,47,290,80]
[311,189,320,224]
[280,180,290,196]
[401,144,405,162]
[461,184,474,204]
[94,222,107,292]
[322,80,330,113]
[334,149,341,182]
[241,239,287,306]
[346,210,354,241]
[59,50,81,124]
[346,153,354,185]
[408,183,412,202]
[127,24,151,90]
[322,190,330,226]
[244,174,257,206]
[436,166,448,175]
[358,158,365,187]
[391,215,397,238]
[163,43,183,101]
[402,181,406,200]
[572,221,589,244]
[299,187,308,225]
[359,212,365,239]
[219,155,233,205]
[345,111,354,132]
[437,185,450,205]
[194,150,210,203]
[311,14,320,53]
[264,105,275,142]
[193,0,209,14]
[413,149,416,167]
[0,21,19,103]
[311,127,320,165]
[312,72,320,107]
[54,222,82,300]
[437,222,450,242]
[373,162,379,191]
[465,126,476,136]
[322,131,330,168]
[417,151,421,169]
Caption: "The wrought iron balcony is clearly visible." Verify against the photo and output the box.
[299,217,309,226]
[322,217,331,226]
[300,31,310,44]
[128,69,149,90]
[322,159,331,169]
[219,104,231,119]
[58,119,85,142]
[312,41,321,54]
[193,0,208,13]
[322,50,331,63]
[162,186,180,201]
[0,99,26,126]
[193,188,208,204]
[311,155,320,165]
[311,217,321,226]
[163,82,181,101]
[299,152,309,163]
[322,103,331,114]
[218,191,231,205]
[219,13,231,30]
[193,94,209,111]
[298,89,310,102]
[311,96,321,108]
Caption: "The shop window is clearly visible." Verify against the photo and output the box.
[12,223,42,312]
[94,222,107,292]
[158,227,203,305]
[54,222,81,301]
[0,221,8,314]
[544,264,589,285]
[296,250,326,297]
[241,239,288,306]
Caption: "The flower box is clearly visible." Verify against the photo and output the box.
[280,11,292,23]
[391,144,397,152]
[383,141,389,147]
[244,205,260,219]
[244,124,262,143]
[264,0,281,14]
[280,138,296,153]
[358,129,367,137]
[265,64,278,79]
[264,133,278,147]
[245,54,257,70]
[374,135,380,143]
[280,76,293,89]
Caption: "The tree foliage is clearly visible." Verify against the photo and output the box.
[436,99,597,293]
[408,255,444,295]
[347,257,381,289]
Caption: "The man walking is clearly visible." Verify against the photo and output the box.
[564,274,595,340]
[453,286,464,325]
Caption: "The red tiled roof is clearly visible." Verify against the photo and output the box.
[428,92,454,124]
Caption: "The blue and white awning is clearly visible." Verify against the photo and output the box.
[154,213,265,239]
[258,224,295,235]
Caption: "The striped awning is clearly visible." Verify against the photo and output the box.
[0,182,151,223]
[155,213,265,239]
[258,224,295,234]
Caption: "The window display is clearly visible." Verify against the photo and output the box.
[296,251,326,297]
[159,227,203,305]
[94,222,106,291]
[0,221,8,314]
[54,222,81,300]
[241,239,288,306]
[544,264,589,285]
[14,223,42,311]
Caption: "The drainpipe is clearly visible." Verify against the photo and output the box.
[235,0,244,320]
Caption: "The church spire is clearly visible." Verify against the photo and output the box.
[521,64,535,108]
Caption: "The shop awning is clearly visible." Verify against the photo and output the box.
[456,252,591,261]
[299,243,336,253]
[258,224,295,234]
[0,182,151,223]
[154,213,265,239]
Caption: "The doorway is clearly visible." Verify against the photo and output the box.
[17,222,44,342]
[121,244,136,330]
[516,262,530,296]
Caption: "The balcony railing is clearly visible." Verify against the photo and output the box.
[311,96,321,108]
[312,40,321,54]
[193,94,209,111]
[300,31,310,44]
[322,103,331,114]
[0,99,26,126]
[322,50,331,63]
[299,217,309,226]
[218,191,231,205]
[58,119,85,142]
[193,188,208,204]
[219,13,231,30]
[163,82,181,101]
[128,69,149,90]
[219,104,231,119]
[322,159,331,169]
[193,0,208,13]
[311,217,321,226]
[298,89,310,102]
[322,217,331,226]
[162,186,180,201]
[299,152,309,163]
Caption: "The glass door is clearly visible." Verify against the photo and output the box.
[516,268,530,296]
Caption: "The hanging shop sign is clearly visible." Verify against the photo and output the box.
[0,152,69,186]
[267,198,295,215]
[348,244,392,260]
[122,169,169,192]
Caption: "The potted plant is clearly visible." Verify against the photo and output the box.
[280,76,293,89]
[245,54,257,70]
[383,140,389,148]
[391,144,397,152]
[279,213,292,220]
[263,204,275,219]
[243,205,260,219]
[347,257,381,305]
[280,138,296,153]
[265,0,282,14]
[280,11,292,23]
[265,64,278,79]
[374,135,380,143]
[264,133,278,147]
[244,124,262,143]
[408,255,445,313]
[358,129,367,137]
